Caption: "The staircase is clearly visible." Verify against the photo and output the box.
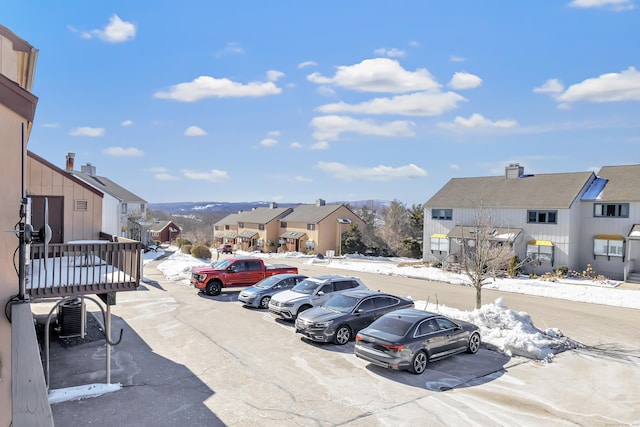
[626,271,640,284]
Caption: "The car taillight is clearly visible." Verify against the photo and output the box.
[382,344,403,352]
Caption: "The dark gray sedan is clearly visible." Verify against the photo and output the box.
[354,308,481,374]
[238,274,308,309]
[295,290,414,345]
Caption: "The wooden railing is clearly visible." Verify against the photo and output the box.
[26,240,142,298]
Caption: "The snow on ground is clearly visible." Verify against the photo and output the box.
[53,247,634,403]
[144,247,640,363]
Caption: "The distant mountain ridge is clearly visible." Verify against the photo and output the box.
[148,200,387,214]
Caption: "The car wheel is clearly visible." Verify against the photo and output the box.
[467,332,481,354]
[259,296,271,309]
[409,351,428,375]
[334,325,351,345]
[206,281,222,296]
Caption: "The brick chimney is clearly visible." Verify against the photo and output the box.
[65,153,75,171]
[505,163,524,179]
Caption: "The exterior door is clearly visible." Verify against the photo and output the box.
[30,196,64,244]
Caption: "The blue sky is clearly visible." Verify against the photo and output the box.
[4,1,640,205]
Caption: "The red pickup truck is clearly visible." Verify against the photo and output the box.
[191,257,299,296]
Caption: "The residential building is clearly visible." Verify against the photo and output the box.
[66,154,149,243]
[423,163,640,282]
[26,151,103,243]
[277,199,364,255]
[0,23,45,425]
[213,212,242,247]
[235,203,293,252]
[1,24,142,425]
[148,220,182,244]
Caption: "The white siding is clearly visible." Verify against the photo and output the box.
[576,201,640,280]
[101,194,121,236]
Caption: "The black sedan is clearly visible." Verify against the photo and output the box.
[354,308,481,374]
[295,290,414,345]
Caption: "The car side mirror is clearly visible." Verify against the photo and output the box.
[227,266,236,273]
[317,291,324,296]
[356,308,365,315]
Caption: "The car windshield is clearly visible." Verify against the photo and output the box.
[370,317,414,338]
[254,275,282,289]
[212,259,232,269]
[292,279,322,295]
[323,294,359,313]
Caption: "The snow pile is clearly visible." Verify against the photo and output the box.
[415,297,581,362]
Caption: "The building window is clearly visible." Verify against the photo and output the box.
[594,203,629,218]
[280,222,287,228]
[74,200,88,211]
[431,209,452,220]
[430,236,449,252]
[224,225,230,230]
[307,224,315,231]
[258,224,265,231]
[121,203,128,214]
[238,222,244,228]
[527,241,554,263]
[527,210,557,224]
[594,236,624,259]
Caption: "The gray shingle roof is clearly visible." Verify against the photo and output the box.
[279,204,343,223]
[215,213,243,226]
[237,207,292,224]
[71,172,147,204]
[596,165,640,202]
[425,172,595,209]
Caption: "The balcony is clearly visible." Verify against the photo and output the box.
[26,239,142,299]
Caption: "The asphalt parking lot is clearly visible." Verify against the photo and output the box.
[40,255,640,426]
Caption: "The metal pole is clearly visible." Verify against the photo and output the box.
[106,303,111,384]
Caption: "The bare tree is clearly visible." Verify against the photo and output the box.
[456,205,518,309]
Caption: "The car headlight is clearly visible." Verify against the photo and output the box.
[314,320,333,328]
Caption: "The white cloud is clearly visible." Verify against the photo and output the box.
[315,161,427,181]
[103,147,144,157]
[307,58,440,93]
[41,123,60,128]
[310,141,330,150]
[568,0,634,11]
[260,138,278,147]
[297,61,318,69]
[154,173,179,181]
[268,130,281,137]
[121,119,134,126]
[533,78,565,94]
[316,86,336,97]
[70,127,105,137]
[291,141,303,148]
[408,40,421,47]
[556,67,640,103]
[295,176,313,182]
[154,76,282,102]
[450,55,466,62]
[374,47,407,58]
[267,70,285,81]
[438,113,518,130]
[311,115,416,141]
[216,42,245,56]
[448,72,482,90]
[316,91,466,117]
[182,169,229,182]
[184,126,207,136]
[450,164,460,170]
[88,15,136,43]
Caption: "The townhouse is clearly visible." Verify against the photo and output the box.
[423,163,640,282]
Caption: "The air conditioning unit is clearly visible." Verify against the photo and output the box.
[58,298,86,339]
